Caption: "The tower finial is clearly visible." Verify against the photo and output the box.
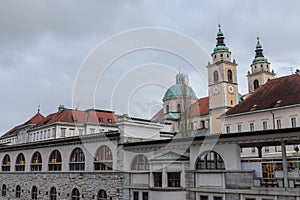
[218,18,221,28]
[37,105,40,113]
[256,32,260,41]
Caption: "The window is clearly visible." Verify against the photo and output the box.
[47,129,50,138]
[90,128,95,134]
[16,185,21,198]
[214,197,223,200]
[31,186,38,200]
[177,103,181,112]
[213,70,219,83]
[2,154,11,171]
[262,121,268,130]
[196,151,225,170]
[251,147,256,153]
[276,119,282,129]
[49,150,62,171]
[31,151,42,171]
[225,125,231,134]
[2,184,6,196]
[201,120,205,129]
[71,188,80,200]
[153,172,162,187]
[97,189,107,200]
[142,192,148,200]
[108,118,112,124]
[237,124,242,133]
[265,146,270,152]
[99,117,103,123]
[131,155,149,170]
[61,128,66,137]
[166,105,169,113]
[200,195,209,200]
[249,122,255,132]
[78,129,84,136]
[52,128,56,138]
[291,116,297,128]
[253,80,259,90]
[16,153,26,171]
[167,172,181,187]
[133,191,139,200]
[227,69,233,82]
[70,148,85,171]
[94,146,113,170]
[50,187,57,200]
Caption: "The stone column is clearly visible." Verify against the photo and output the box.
[281,141,288,188]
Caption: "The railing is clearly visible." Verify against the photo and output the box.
[253,178,284,188]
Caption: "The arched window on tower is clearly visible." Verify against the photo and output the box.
[227,69,233,83]
[213,70,219,84]
[254,79,259,90]
[177,103,181,112]
[166,105,169,113]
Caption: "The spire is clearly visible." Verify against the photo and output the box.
[213,21,229,53]
[255,34,264,58]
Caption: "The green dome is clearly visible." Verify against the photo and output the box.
[163,83,197,100]
[214,45,229,53]
[253,56,268,64]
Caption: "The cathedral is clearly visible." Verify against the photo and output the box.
[0,24,299,200]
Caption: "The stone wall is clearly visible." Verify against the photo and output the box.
[0,172,126,200]
[225,171,254,189]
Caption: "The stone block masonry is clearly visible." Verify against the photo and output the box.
[0,172,126,200]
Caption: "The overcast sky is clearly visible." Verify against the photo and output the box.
[0,0,299,134]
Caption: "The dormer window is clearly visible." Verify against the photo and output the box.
[108,118,112,124]
[98,117,103,123]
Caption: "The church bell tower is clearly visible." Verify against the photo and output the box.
[207,23,239,134]
[247,35,275,93]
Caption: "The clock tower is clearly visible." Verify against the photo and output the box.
[207,23,238,134]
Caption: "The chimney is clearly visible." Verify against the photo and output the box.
[58,105,65,112]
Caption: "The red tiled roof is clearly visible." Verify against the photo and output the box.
[226,74,300,115]
[2,113,45,137]
[35,109,117,127]
[189,97,209,117]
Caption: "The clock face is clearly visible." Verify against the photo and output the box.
[213,85,220,94]
[228,85,234,94]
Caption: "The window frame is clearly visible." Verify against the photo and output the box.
[167,172,181,187]
[15,153,26,171]
[94,145,113,171]
[2,154,11,171]
[31,151,42,171]
[195,151,225,170]
[131,155,149,171]
[49,150,62,171]
[69,148,85,171]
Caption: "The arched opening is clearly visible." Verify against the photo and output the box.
[254,79,259,90]
[131,154,149,170]
[50,187,57,200]
[97,189,107,200]
[201,120,205,129]
[70,148,85,171]
[16,185,21,198]
[49,150,62,171]
[213,70,219,84]
[177,103,181,112]
[166,105,169,113]
[31,186,38,200]
[195,151,225,170]
[227,69,233,83]
[94,145,113,170]
[2,154,11,171]
[31,151,42,171]
[71,188,80,200]
[16,153,25,171]
[2,184,6,196]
